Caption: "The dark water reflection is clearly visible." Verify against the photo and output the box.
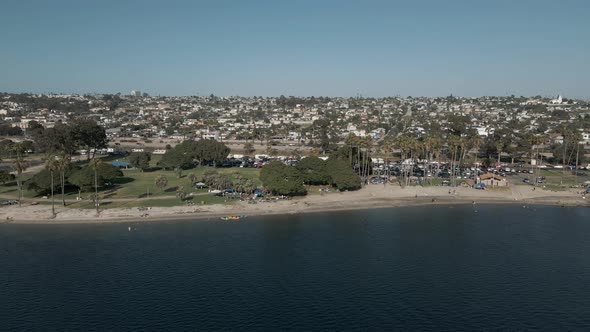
[1,205,589,330]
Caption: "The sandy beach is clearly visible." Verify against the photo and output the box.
[1,184,587,224]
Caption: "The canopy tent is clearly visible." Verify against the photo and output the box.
[111,160,130,169]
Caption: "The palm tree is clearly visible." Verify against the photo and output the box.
[56,153,71,206]
[379,137,394,184]
[243,142,255,156]
[176,186,187,201]
[12,157,27,207]
[243,179,256,194]
[45,156,59,217]
[470,135,483,161]
[447,135,461,187]
[155,175,168,192]
[495,139,505,164]
[89,158,102,215]
[522,133,545,186]
[12,143,28,207]
[188,173,197,185]
[395,136,414,187]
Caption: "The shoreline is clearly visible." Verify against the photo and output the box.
[1,185,588,225]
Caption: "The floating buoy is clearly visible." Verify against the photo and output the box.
[128,226,131,232]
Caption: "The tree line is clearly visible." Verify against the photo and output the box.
[260,154,362,196]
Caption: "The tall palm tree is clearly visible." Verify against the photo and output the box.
[380,137,394,184]
[524,133,544,186]
[360,137,372,181]
[447,135,461,187]
[395,136,415,187]
[89,158,102,215]
[12,143,28,207]
[470,135,483,161]
[45,156,59,217]
[423,136,435,185]
[56,153,71,206]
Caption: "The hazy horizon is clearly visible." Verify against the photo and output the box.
[0,91,583,101]
[1,0,588,98]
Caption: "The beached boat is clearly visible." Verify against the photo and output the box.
[219,215,246,221]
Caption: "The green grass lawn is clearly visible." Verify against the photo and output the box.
[0,164,262,210]
[62,194,231,209]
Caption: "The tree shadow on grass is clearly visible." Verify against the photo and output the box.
[111,177,135,185]
[165,186,178,193]
[143,167,162,172]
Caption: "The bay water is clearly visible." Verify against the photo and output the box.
[1,204,589,330]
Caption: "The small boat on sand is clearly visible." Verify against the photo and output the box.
[219,215,246,221]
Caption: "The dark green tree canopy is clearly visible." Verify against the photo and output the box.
[0,170,14,185]
[70,118,108,157]
[158,146,194,170]
[297,156,330,185]
[158,139,230,169]
[260,161,306,196]
[326,158,362,191]
[69,163,123,192]
[30,120,106,156]
[128,152,151,171]
[27,169,61,194]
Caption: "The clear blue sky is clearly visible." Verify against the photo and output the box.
[1,0,588,98]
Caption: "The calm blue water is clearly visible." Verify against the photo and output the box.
[1,204,590,331]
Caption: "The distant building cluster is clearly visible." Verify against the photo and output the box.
[0,93,589,149]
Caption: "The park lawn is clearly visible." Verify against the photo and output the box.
[0,164,262,203]
[106,166,262,199]
[64,194,230,209]
[536,169,589,186]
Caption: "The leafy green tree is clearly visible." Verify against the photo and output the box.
[128,152,151,171]
[260,161,306,196]
[27,169,60,194]
[192,139,231,166]
[158,146,194,170]
[32,123,77,155]
[0,139,15,157]
[330,143,372,176]
[158,139,230,169]
[297,156,329,185]
[70,118,108,160]
[68,163,123,192]
[0,170,13,184]
[326,158,362,191]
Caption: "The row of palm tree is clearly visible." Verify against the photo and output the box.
[44,152,73,216]
[372,130,560,187]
